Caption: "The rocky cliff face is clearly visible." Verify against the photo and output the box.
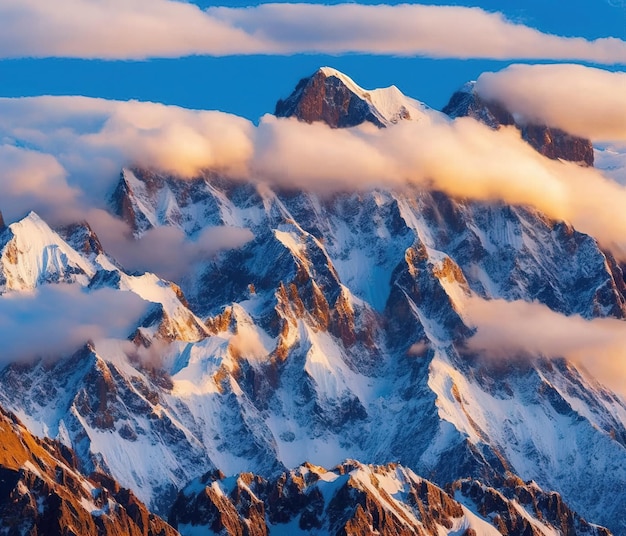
[443,82,595,166]
[0,404,177,536]
[453,476,611,536]
[276,67,386,128]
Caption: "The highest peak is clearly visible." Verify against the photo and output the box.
[459,80,477,94]
[316,66,367,95]
[276,66,433,128]
[24,210,43,222]
[318,66,347,78]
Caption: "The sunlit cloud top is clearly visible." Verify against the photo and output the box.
[475,64,626,142]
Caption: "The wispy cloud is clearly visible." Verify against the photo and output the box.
[464,297,626,397]
[87,209,253,281]
[475,64,626,141]
[1,1,626,63]
[0,285,148,362]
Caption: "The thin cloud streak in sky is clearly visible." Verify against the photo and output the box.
[0,0,265,59]
[211,4,626,62]
[475,64,626,141]
[1,1,626,63]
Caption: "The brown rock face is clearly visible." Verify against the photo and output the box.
[0,405,177,536]
[520,123,595,166]
[59,221,104,258]
[443,84,594,166]
[275,69,385,128]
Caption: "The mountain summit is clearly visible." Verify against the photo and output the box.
[275,66,434,127]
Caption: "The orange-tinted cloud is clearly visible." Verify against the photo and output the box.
[476,64,626,141]
[464,296,626,397]
[253,114,626,257]
[3,95,626,266]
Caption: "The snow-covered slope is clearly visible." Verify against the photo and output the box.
[0,211,95,291]
[595,142,626,184]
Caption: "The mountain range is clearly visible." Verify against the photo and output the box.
[0,67,625,535]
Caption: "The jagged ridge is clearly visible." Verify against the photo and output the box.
[169,460,611,535]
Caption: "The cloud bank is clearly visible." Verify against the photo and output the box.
[465,297,626,397]
[0,285,148,363]
[253,114,626,256]
[3,91,626,263]
[476,64,626,141]
[0,96,255,278]
[1,1,626,63]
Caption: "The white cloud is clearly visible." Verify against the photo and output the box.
[87,209,253,281]
[252,114,626,257]
[1,1,626,63]
[0,96,256,280]
[0,145,78,222]
[464,297,626,397]
[0,96,254,222]
[475,64,626,141]
[0,0,266,59]
[0,285,149,362]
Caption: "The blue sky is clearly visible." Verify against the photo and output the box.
[0,0,624,121]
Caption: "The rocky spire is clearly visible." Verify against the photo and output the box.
[275,67,386,128]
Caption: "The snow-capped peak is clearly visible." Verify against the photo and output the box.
[316,66,436,125]
[0,211,95,291]
[276,66,440,127]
